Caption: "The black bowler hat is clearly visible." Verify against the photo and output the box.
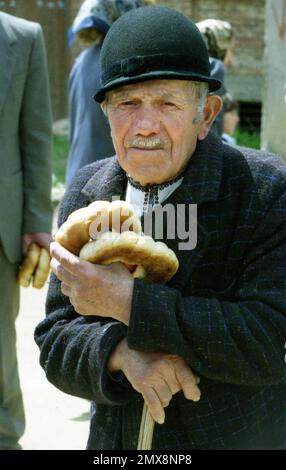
[94,6,221,102]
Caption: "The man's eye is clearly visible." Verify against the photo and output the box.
[164,102,176,107]
[120,101,137,106]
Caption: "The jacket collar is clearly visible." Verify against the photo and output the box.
[81,157,127,202]
[180,130,223,205]
[0,13,17,45]
[81,131,223,205]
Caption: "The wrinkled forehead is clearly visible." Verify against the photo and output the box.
[106,79,195,101]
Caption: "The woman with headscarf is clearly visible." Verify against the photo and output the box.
[197,19,234,137]
[66,0,154,186]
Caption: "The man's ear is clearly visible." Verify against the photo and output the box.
[100,100,108,117]
[197,95,223,141]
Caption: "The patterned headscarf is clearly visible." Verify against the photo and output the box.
[196,19,233,61]
[68,0,145,46]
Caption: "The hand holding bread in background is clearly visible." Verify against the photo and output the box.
[18,232,52,288]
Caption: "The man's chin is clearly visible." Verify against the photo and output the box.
[120,154,170,185]
[127,170,167,186]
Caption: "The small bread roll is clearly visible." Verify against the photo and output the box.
[80,231,179,283]
[55,206,96,255]
[33,248,51,289]
[18,243,41,287]
[55,200,141,255]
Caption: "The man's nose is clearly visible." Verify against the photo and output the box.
[133,104,160,136]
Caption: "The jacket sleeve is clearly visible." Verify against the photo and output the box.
[34,170,136,405]
[35,271,135,404]
[127,191,286,387]
[21,23,53,234]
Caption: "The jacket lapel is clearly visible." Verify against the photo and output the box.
[0,15,17,115]
[149,133,224,291]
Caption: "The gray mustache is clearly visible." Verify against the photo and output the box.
[126,137,168,149]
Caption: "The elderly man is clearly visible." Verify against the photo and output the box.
[35,7,286,450]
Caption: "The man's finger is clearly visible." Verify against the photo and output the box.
[161,373,181,396]
[175,361,201,402]
[61,282,71,297]
[50,242,84,275]
[50,258,77,286]
[155,379,172,408]
[142,388,165,425]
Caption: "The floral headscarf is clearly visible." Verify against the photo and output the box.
[68,0,145,46]
[196,19,233,61]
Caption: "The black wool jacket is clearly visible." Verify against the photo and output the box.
[35,133,286,449]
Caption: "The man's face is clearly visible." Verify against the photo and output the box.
[103,79,205,186]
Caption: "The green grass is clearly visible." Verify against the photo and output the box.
[234,129,260,149]
[52,135,69,187]
[51,130,261,187]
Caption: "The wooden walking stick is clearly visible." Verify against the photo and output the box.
[137,403,155,450]
[136,242,179,450]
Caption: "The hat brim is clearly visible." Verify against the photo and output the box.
[94,71,222,102]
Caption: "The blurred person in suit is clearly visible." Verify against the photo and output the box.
[0,11,53,449]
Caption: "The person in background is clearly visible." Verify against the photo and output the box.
[197,19,234,137]
[66,0,155,186]
[0,12,53,449]
[222,93,239,145]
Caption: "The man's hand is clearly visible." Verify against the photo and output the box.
[50,242,134,324]
[22,232,52,255]
[108,339,201,424]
